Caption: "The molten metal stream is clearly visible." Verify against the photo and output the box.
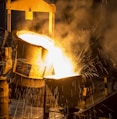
[17,30,77,79]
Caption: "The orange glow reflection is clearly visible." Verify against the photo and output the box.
[17,30,77,79]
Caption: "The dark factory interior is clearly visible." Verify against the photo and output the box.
[0,0,117,119]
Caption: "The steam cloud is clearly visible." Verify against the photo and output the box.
[54,0,94,72]
[54,0,117,70]
[103,0,117,63]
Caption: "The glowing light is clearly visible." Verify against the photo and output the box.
[17,30,77,79]
[47,47,76,79]
[17,30,54,50]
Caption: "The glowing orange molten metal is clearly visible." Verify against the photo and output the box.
[17,30,76,79]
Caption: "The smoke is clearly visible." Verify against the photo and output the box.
[54,0,117,72]
[15,12,49,34]
[103,0,117,63]
[54,0,94,72]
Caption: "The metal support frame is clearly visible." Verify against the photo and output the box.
[6,0,56,37]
